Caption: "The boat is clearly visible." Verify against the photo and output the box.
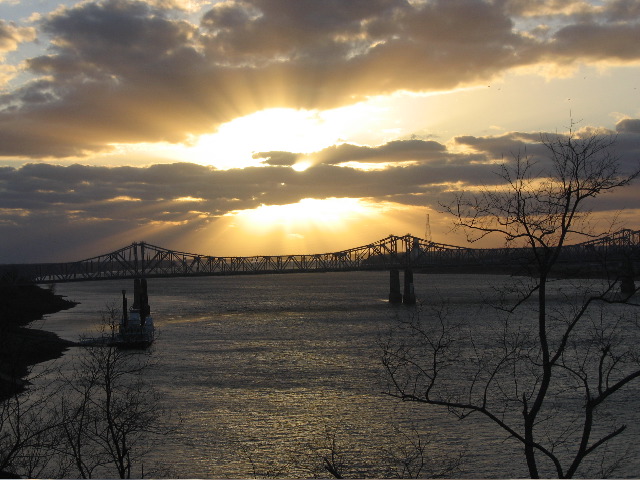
[112,278,155,348]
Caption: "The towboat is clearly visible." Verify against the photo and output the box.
[112,278,155,348]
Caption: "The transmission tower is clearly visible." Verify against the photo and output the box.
[425,213,432,242]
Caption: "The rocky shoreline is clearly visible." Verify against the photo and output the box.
[0,283,78,401]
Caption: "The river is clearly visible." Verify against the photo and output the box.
[34,271,640,478]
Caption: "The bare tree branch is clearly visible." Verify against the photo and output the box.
[387,122,640,478]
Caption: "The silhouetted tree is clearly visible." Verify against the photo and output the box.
[382,123,640,478]
[240,423,463,478]
[0,282,75,478]
[311,425,463,479]
[0,381,61,478]
[55,307,168,478]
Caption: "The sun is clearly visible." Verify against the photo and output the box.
[180,101,405,169]
[182,108,331,169]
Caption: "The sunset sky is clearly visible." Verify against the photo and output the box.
[1,0,639,263]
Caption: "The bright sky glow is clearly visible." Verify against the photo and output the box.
[229,197,373,233]
[174,102,401,169]
[195,197,430,257]
[190,108,347,168]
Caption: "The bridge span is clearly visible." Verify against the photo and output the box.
[2,229,638,285]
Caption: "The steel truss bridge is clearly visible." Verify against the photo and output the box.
[3,229,639,284]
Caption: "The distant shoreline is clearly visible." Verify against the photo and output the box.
[0,283,77,402]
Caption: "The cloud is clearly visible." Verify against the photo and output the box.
[0,0,639,158]
[200,0,404,63]
[454,132,550,159]
[0,20,36,86]
[455,121,640,175]
[3,123,638,217]
[0,0,216,157]
[316,140,449,165]
[617,118,640,134]
[256,140,450,167]
[254,151,300,166]
[606,0,640,21]
[0,20,35,53]
[503,0,598,17]
[549,23,640,61]
[2,122,639,261]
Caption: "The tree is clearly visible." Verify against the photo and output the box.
[239,422,463,479]
[308,425,462,479]
[55,307,168,478]
[0,301,169,478]
[0,378,62,478]
[382,124,640,478]
[0,281,75,478]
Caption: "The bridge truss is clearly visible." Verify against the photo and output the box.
[3,229,639,284]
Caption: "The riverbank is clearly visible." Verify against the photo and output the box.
[0,283,77,401]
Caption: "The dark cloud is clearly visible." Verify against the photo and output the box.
[0,155,494,232]
[550,23,640,61]
[0,0,639,157]
[454,132,550,160]
[255,140,449,167]
[201,0,402,62]
[454,126,640,179]
[606,0,640,22]
[254,151,300,166]
[504,0,640,24]
[614,119,640,173]
[617,118,640,134]
[314,140,448,165]
[0,0,222,157]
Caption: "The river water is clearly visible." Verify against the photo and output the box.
[34,272,640,478]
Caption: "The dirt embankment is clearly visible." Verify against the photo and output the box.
[0,283,78,401]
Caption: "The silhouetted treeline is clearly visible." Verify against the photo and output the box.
[0,281,77,400]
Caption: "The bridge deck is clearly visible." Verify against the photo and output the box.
[1,230,638,284]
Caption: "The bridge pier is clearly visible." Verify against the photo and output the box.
[132,278,141,309]
[121,290,128,327]
[403,268,416,305]
[389,268,403,304]
[620,258,636,295]
[621,276,635,295]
